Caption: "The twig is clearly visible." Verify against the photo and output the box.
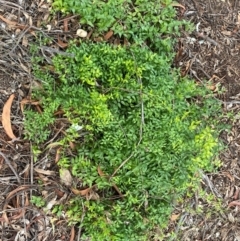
[0,0,23,9]
[223,101,240,105]
[196,32,219,46]
[0,151,21,184]
[40,46,75,64]
[169,212,189,241]
[198,169,222,198]
[30,143,34,198]
[198,67,211,79]
[44,125,65,146]
[110,152,135,178]
[40,46,75,57]
[1,26,31,58]
[77,202,86,241]
[0,176,18,181]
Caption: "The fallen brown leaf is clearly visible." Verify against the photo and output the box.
[69,141,75,150]
[206,85,216,91]
[70,226,75,241]
[98,165,107,177]
[71,187,93,196]
[1,185,33,223]
[2,94,16,139]
[54,188,65,198]
[55,147,61,163]
[170,213,180,221]
[221,30,232,36]
[0,14,18,27]
[170,2,186,10]
[34,168,55,176]
[0,14,36,36]
[104,30,114,41]
[22,35,28,47]
[222,171,234,182]
[233,187,240,200]
[58,36,68,48]
[228,200,240,207]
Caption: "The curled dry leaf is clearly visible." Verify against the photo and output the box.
[58,37,68,48]
[55,147,61,163]
[2,94,16,139]
[71,187,92,196]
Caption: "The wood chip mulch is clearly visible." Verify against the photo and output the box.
[1,0,240,240]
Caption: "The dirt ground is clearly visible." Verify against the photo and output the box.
[169,0,240,240]
[0,0,240,240]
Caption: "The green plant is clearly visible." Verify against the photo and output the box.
[51,0,192,53]
[31,196,46,208]
[52,204,64,217]
[31,145,42,162]
[25,41,223,240]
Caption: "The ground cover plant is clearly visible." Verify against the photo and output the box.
[52,0,191,52]
[24,0,224,240]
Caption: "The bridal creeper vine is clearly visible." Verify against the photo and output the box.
[25,0,224,240]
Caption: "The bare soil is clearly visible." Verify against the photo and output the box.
[0,0,240,240]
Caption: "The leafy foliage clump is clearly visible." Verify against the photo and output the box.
[25,41,222,240]
[51,0,191,52]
